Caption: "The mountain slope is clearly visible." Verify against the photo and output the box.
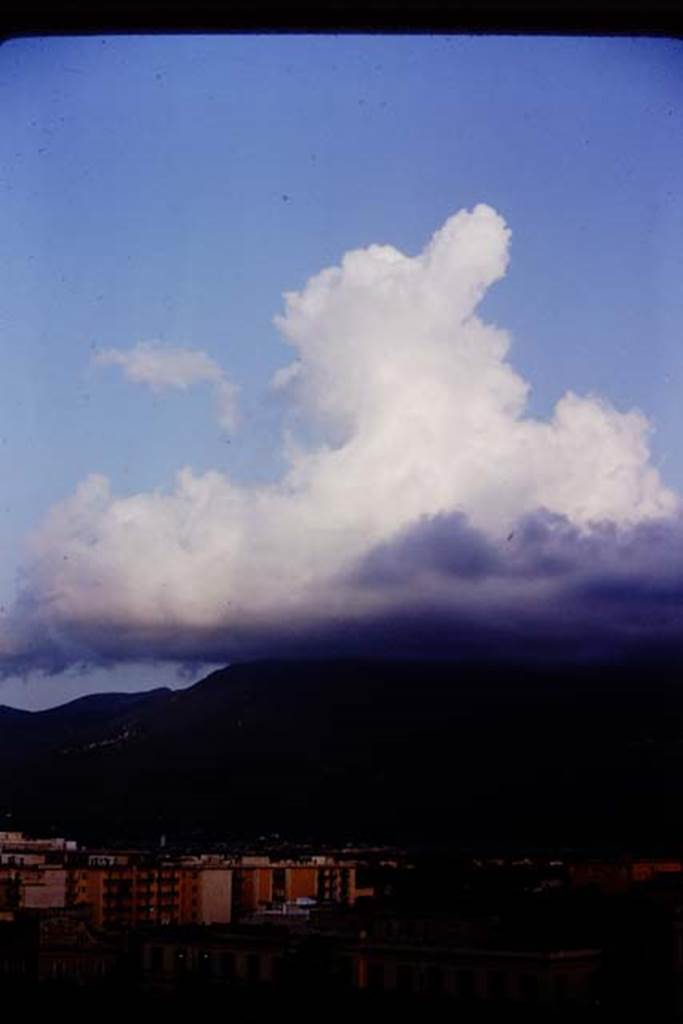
[2,659,683,847]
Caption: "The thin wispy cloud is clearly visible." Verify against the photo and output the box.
[95,341,238,431]
[1,204,680,675]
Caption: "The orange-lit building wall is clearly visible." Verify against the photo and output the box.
[64,865,231,928]
[231,862,372,916]
[631,860,682,882]
[257,869,272,904]
[288,867,317,900]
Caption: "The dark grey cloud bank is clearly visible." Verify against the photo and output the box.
[357,509,683,590]
[3,508,683,677]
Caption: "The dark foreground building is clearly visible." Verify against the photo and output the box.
[135,908,601,1017]
[0,906,118,986]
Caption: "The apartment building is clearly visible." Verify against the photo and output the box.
[231,857,373,917]
[0,834,373,928]
[569,857,683,894]
[0,831,77,853]
[68,862,233,928]
[0,864,67,909]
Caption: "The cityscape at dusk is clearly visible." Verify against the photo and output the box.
[1,29,683,1019]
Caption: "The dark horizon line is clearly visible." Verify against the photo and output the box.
[3,648,683,714]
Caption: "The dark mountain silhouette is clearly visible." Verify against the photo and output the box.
[2,658,683,849]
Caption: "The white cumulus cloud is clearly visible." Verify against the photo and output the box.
[1,203,678,672]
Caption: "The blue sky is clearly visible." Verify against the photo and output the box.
[1,34,682,708]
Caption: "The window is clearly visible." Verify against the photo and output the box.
[337,956,354,988]
[272,956,287,986]
[424,965,443,994]
[246,953,261,984]
[519,973,539,1003]
[272,868,286,901]
[220,952,235,980]
[457,969,476,1000]
[554,973,568,1002]
[367,962,384,991]
[487,970,505,1000]
[396,963,413,993]
[198,951,211,977]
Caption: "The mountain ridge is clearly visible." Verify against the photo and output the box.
[2,657,683,849]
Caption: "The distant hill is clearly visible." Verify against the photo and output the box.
[3,658,683,849]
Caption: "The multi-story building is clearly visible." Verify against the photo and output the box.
[312,906,601,1007]
[230,856,373,917]
[138,910,601,1009]
[67,861,233,928]
[0,831,77,853]
[0,864,67,909]
[0,836,375,929]
[569,856,683,893]
[141,924,291,990]
[351,939,600,1005]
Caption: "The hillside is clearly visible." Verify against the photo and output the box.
[2,659,683,848]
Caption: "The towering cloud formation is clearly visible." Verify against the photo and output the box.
[273,205,673,536]
[0,205,679,673]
